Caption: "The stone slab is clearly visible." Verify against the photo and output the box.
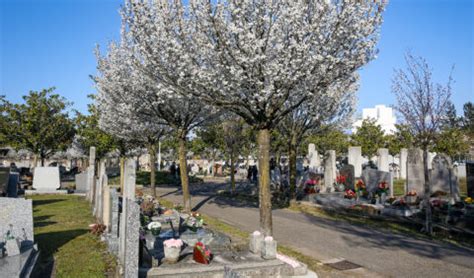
[74,172,88,193]
[124,201,140,278]
[0,198,34,246]
[32,167,61,191]
[0,244,39,278]
[407,148,425,196]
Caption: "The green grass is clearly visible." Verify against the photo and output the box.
[108,170,203,186]
[29,195,116,278]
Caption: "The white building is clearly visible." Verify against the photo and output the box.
[352,105,397,135]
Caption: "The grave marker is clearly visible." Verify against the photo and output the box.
[348,146,362,177]
[31,167,61,192]
[339,164,355,191]
[466,162,474,198]
[377,148,389,172]
[407,148,425,197]
[400,148,408,180]
[324,150,336,192]
[308,144,320,172]
[430,154,459,200]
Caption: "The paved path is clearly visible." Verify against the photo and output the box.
[155,183,474,278]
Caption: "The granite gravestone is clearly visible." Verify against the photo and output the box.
[407,148,425,196]
[400,148,408,180]
[0,167,10,196]
[323,150,336,192]
[361,169,392,195]
[348,147,362,177]
[430,154,459,200]
[124,201,140,278]
[74,172,88,193]
[339,164,355,191]
[308,144,320,173]
[0,198,34,249]
[32,167,61,191]
[7,173,19,197]
[466,162,474,198]
[119,159,136,265]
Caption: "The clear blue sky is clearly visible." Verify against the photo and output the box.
[1,0,473,116]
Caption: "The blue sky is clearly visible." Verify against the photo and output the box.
[1,0,473,116]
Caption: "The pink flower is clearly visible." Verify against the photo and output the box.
[164,238,183,248]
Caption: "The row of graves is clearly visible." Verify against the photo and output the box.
[298,145,474,232]
[83,147,309,277]
[0,168,39,276]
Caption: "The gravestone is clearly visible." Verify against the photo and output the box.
[466,162,474,198]
[102,182,111,231]
[339,164,355,191]
[87,147,96,202]
[0,167,10,196]
[407,148,425,197]
[0,198,34,248]
[119,159,136,265]
[74,172,88,193]
[124,201,140,278]
[106,189,120,255]
[377,148,389,172]
[324,150,336,192]
[361,169,392,195]
[7,173,19,197]
[430,154,459,200]
[348,147,362,177]
[308,144,320,172]
[31,167,62,192]
[400,148,408,180]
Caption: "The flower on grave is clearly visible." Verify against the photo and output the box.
[406,190,417,197]
[186,215,204,231]
[336,175,347,184]
[377,181,389,194]
[344,189,356,199]
[355,179,366,192]
[140,199,156,216]
[163,238,183,249]
[264,236,274,242]
[253,231,262,236]
[147,221,161,230]
[464,197,472,204]
[193,242,212,264]
[89,223,106,236]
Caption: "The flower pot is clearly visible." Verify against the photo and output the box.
[164,246,181,263]
[150,228,161,236]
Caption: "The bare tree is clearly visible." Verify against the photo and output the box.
[392,53,453,235]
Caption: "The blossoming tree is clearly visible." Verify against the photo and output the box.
[121,0,386,236]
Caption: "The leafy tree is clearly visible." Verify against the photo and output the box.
[432,128,469,159]
[442,100,461,128]
[0,88,75,166]
[392,53,453,235]
[385,124,414,155]
[305,128,350,157]
[462,102,474,133]
[351,119,386,158]
[120,0,386,236]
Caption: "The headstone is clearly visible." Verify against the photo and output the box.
[377,148,389,172]
[308,144,320,172]
[407,148,425,197]
[361,169,392,195]
[102,179,111,229]
[428,152,436,170]
[7,173,19,197]
[94,160,106,219]
[0,167,10,195]
[110,189,119,236]
[261,237,277,260]
[87,147,96,202]
[339,164,355,191]
[124,201,140,278]
[119,159,136,264]
[324,150,336,192]
[348,147,362,177]
[467,162,474,198]
[31,167,61,191]
[249,231,264,254]
[400,148,408,179]
[74,172,88,193]
[0,198,34,249]
[430,154,459,200]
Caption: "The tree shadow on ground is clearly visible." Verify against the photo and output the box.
[32,198,66,206]
[33,215,57,228]
[292,209,474,265]
[31,229,88,278]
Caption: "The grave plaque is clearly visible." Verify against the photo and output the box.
[430,154,459,200]
[467,162,474,198]
[407,148,425,197]
[339,164,355,191]
[32,167,61,191]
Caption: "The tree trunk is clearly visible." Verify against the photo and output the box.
[178,134,191,212]
[230,150,236,194]
[148,144,157,198]
[120,157,125,194]
[40,152,45,167]
[32,154,38,169]
[423,148,433,235]
[257,129,273,236]
[288,136,298,201]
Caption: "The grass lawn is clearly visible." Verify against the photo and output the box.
[29,195,116,278]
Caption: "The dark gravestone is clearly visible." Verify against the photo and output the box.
[7,173,19,197]
[0,167,10,196]
[467,162,474,198]
[430,154,459,200]
[361,169,392,194]
[339,165,355,190]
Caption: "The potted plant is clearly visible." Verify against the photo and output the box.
[186,213,204,232]
[405,190,418,204]
[193,242,212,264]
[163,238,183,263]
[355,179,367,199]
[344,189,356,199]
[147,221,161,236]
[334,175,346,192]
